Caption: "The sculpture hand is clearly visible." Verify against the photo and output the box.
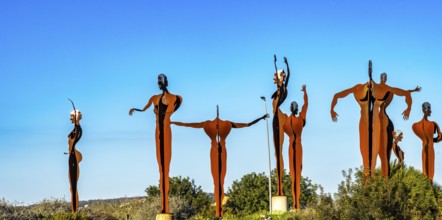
[274,54,277,63]
[331,111,339,122]
[413,86,422,92]
[402,109,410,120]
[262,114,270,120]
[129,108,135,116]
[283,56,288,64]
[301,84,306,92]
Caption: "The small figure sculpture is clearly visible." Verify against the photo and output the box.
[371,72,413,178]
[412,102,441,183]
[129,74,182,214]
[282,85,308,210]
[391,130,405,164]
[271,55,290,196]
[67,99,82,213]
[171,106,268,217]
[330,61,374,178]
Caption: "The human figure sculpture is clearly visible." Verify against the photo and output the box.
[271,55,291,196]
[392,130,405,164]
[171,107,268,217]
[129,74,182,214]
[330,61,374,178]
[371,73,412,178]
[412,102,441,183]
[66,99,82,213]
[282,85,308,210]
[375,72,420,177]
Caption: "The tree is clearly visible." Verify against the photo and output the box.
[333,163,442,219]
[224,169,320,216]
[145,176,212,218]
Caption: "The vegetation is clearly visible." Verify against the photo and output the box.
[1,164,441,219]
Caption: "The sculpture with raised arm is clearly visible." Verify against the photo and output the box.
[129,74,182,215]
[330,61,374,179]
[412,102,442,183]
[172,106,268,217]
[66,99,82,213]
[282,85,308,210]
[271,55,290,196]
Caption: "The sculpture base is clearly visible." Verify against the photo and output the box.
[271,196,288,213]
[156,213,172,220]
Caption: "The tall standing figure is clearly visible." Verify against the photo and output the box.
[271,55,290,196]
[67,99,82,213]
[371,72,417,178]
[283,85,308,210]
[412,102,441,183]
[172,107,267,217]
[392,130,405,164]
[129,74,182,214]
[330,61,374,179]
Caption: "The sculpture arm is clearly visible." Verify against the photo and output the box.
[283,56,290,88]
[171,121,205,128]
[174,95,182,112]
[388,86,412,120]
[129,96,154,115]
[330,85,358,121]
[300,85,308,121]
[434,122,442,143]
[231,114,269,128]
[408,86,421,93]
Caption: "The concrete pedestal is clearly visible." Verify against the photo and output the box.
[156,213,172,220]
[271,196,288,213]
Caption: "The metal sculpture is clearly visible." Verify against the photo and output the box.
[282,85,308,210]
[373,72,419,177]
[412,102,442,183]
[330,61,374,178]
[392,130,405,164]
[129,74,182,214]
[271,55,290,196]
[171,106,268,217]
[66,99,82,213]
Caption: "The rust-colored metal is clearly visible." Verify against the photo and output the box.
[282,85,307,210]
[172,109,267,217]
[129,74,182,214]
[271,55,290,196]
[412,102,441,183]
[67,99,82,213]
[392,130,405,164]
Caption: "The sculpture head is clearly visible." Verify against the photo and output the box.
[290,101,298,115]
[422,102,431,117]
[393,130,403,142]
[70,110,82,124]
[380,72,387,84]
[158,73,168,90]
[274,69,286,86]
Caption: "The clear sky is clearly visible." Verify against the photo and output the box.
[1,1,441,204]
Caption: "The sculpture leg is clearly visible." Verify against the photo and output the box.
[68,154,78,213]
[359,118,370,179]
[422,146,428,178]
[371,115,381,177]
[210,146,222,217]
[288,142,296,209]
[220,145,227,217]
[156,126,172,214]
[272,115,284,196]
[428,145,435,182]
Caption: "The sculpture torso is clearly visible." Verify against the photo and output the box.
[203,118,232,148]
[413,118,436,146]
[283,114,305,143]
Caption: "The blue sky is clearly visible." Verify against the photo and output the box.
[1,1,441,204]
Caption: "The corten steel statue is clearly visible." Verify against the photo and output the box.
[171,106,268,217]
[129,74,182,214]
[282,85,308,210]
[412,102,442,183]
[371,74,413,178]
[271,55,290,196]
[392,130,405,164]
[66,99,82,213]
[330,61,374,179]
[373,72,419,177]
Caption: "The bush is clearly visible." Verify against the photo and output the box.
[224,169,321,216]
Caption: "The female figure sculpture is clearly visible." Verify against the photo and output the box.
[392,130,405,164]
[271,55,290,196]
[283,85,308,210]
[129,74,182,214]
[67,99,82,213]
[412,102,441,183]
